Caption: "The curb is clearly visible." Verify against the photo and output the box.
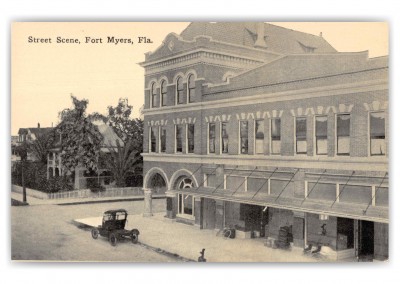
[57,196,166,206]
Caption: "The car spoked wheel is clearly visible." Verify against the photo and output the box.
[91,228,99,239]
[131,232,139,244]
[109,233,117,246]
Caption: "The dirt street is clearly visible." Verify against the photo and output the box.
[11,199,183,262]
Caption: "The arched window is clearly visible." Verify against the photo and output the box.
[176,76,184,104]
[187,74,195,103]
[178,177,194,216]
[151,82,157,108]
[160,80,167,107]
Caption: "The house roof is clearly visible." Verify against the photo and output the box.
[18,127,53,136]
[97,124,124,148]
[179,22,337,54]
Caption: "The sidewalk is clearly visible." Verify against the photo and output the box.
[74,212,321,263]
[11,191,165,206]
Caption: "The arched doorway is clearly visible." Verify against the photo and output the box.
[148,173,167,194]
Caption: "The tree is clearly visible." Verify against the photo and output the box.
[91,98,144,185]
[58,95,103,173]
[105,139,142,187]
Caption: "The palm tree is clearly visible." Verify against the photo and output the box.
[105,139,142,187]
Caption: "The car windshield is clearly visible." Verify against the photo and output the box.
[103,214,113,221]
[116,212,126,220]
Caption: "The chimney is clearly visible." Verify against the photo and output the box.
[254,22,267,48]
[319,32,323,37]
[38,123,40,128]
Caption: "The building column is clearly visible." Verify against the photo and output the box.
[165,190,176,219]
[215,200,224,231]
[374,222,389,260]
[46,153,50,180]
[194,197,203,229]
[143,188,154,217]
[293,211,306,248]
[52,153,56,176]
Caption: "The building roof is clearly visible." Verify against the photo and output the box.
[180,22,337,54]
[208,52,388,92]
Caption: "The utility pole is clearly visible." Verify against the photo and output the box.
[22,160,27,203]
[17,144,28,203]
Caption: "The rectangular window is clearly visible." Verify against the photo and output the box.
[160,127,166,153]
[255,120,264,154]
[339,184,371,205]
[221,122,229,154]
[370,112,386,156]
[175,125,183,153]
[315,116,328,155]
[270,118,281,154]
[178,194,193,215]
[337,114,350,155]
[226,176,246,192]
[187,124,195,153]
[240,121,249,154]
[208,123,216,154]
[205,174,217,188]
[296,117,307,154]
[270,179,294,197]
[150,127,157,153]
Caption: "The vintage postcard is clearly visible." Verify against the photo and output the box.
[11,22,388,262]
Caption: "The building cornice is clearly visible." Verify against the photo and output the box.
[142,153,388,172]
[140,49,264,74]
[142,79,388,116]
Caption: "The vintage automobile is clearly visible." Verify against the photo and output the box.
[91,209,140,246]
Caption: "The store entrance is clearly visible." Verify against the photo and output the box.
[358,220,374,259]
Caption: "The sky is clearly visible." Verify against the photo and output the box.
[11,22,388,135]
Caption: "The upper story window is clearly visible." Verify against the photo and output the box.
[160,127,166,153]
[296,117,307,154]
[187,74,195,103]
[208,123,216,154]
[221,122,229,154]
[176,77,184,104]
[337,114,350,156]
[151,82,158,108]
[150,127,157,153]
[315,116,328,155]
[187,124,195,153]
[255,120,264,154]
[370,112,386,156]
[240,121,249,154]
[175,125,183,153]
[270,118,281,155]
[160,80,167,107]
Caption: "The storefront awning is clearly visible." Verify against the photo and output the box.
[169,186,388,224]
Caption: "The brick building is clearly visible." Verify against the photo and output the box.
[140,22,388,261]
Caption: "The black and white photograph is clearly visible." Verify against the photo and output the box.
[10,21,389,263]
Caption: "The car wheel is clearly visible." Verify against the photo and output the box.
[109,233,117,246]
[131,232,139,244]
[91,228,99,239]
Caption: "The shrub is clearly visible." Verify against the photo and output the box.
[11,161,73,193]
[86,177,105,192]
[41,176,74,193]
